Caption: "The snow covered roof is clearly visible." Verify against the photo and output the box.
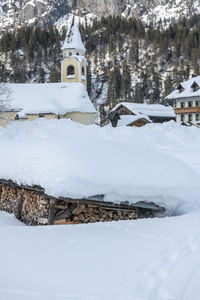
[117,115,151,126]
[165,76,200,100]
[6,83,96,116]
[0,119,200,212]
[112,102,175,118]
[61,16,86,52]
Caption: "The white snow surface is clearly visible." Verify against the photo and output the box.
[166,75,200,99]
[0,119,200,213]
[1,210,200,300]
[112,102,176,117]
[6,82,96,115]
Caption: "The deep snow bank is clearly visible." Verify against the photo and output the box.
[0,119,200,213]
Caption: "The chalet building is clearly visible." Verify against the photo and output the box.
[165,76,200,125]
[108,111,151,127]
[0,17,96,127]
[108,102,175,127]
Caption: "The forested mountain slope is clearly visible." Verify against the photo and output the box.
[1,14,200,120]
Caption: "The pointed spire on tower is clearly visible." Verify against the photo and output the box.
[61,16,86,52]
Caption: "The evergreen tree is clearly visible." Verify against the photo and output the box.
[49,67,60,83]
[121,60,131,100]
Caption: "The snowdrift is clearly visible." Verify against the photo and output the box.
[0,119,200,213]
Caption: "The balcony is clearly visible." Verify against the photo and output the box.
[174,107,200,114]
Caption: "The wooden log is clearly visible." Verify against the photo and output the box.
[54,219,78,225]
[55,204,68,210]
[54,203,77,221]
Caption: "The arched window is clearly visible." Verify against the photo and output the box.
[67,65,75,75]
[81,67,85,75]
[76,52,79,56]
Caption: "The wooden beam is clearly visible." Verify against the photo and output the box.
[48,198,56,225]
[15,190,24,220]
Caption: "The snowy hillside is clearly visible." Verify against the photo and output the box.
[0,119,200,214]
[0,0,200,32]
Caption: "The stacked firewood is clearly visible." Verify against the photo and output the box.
[0,183,20,214]
[53,202,138,225]
[0,180,154,226]
[0,181,49,225]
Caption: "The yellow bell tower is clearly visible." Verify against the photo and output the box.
[61,16,87,89]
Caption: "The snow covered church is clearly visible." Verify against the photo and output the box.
[0,17,96,127]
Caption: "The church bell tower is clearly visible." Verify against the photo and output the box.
[61,16,87,89]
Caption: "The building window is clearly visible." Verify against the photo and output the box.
[188,101,193,107]
[81,67,85,75]
[76,52,79,56]
[69,52,72,56]
[188,114,192,122]
[181,114,185,122]
[196,101,200,107]
[181,102,185,108]
[39,113,44,118]
[196,114,200,121]
[67,65,75,75]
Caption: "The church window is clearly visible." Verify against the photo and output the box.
[81,67,85,75]
[67,65,75,75]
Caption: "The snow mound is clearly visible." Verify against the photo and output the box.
[0,119,200,213]
[0,212,24,227]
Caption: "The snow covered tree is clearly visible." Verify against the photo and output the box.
[0,83,12,120]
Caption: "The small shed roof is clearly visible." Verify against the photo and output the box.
[112,102,175,118]
[117,115,151,126]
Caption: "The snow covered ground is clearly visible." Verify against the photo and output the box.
[1,119,200,299]
[1,210,200,300]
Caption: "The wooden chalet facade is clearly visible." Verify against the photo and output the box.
[108,102,175,127]
[165,76,200,125]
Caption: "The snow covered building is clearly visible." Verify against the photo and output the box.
[0,17,96,127]
[108,102,175,127]
[165,76,200,125]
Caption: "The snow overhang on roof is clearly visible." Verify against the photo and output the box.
[165,76,200,100]
[117,115,151,127]
[6,83,96,116]
[112,102,175,118]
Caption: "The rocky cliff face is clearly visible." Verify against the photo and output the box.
[0,0,200,32]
